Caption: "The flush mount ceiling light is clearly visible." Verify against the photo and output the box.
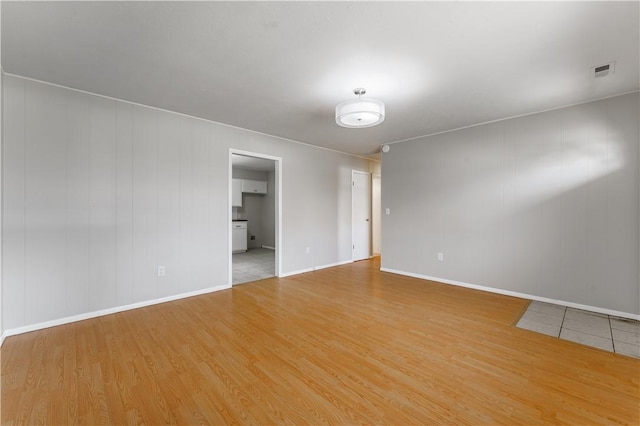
[335,88,385,128]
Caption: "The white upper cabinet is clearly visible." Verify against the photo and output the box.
[241,179,267,194]
[232,179,267,207]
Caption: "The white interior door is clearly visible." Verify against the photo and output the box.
[352,171,372,261]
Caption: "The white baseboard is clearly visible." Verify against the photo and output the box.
[1,284,231,344]
[280,259,353,278]
[261,245,276,250]
[0,331,6,347]
[380,267,640,321]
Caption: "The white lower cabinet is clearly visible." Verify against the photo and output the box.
[232,221,248,253]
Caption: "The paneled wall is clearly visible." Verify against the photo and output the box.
[382,93,639,315]
[2,74,371,330]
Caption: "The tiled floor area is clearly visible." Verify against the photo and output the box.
[517,301,640,358]
[232,247,276,285]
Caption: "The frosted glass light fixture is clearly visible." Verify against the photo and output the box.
[335,88,385,128]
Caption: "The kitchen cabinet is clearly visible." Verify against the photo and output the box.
[232,221,248,253]
[242,179,267,194]
[232,179,243,207]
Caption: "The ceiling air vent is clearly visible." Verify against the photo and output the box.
[592,62,615,78]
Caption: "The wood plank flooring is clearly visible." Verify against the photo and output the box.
[1,258,639,424]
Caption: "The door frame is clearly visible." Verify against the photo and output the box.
[228,149,282,285]
[352,170,372,261]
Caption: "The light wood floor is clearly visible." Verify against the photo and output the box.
[1,258,639,424]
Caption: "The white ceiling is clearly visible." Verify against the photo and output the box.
[2,2,638,157]
[232,154,275,172]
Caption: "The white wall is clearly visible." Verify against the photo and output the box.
[372,174,381,255]
[262,171,276,248]
[0,5,4,340]
[232,168,268,181]
[382,93,639,316]
[2,74,371,331]
[370,161,382,255]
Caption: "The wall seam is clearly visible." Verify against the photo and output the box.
[64,90,69,316]
[190,121,194,288]
[559,108,564,303]
[129,105,133,304]
[0,70,2,334]
[178,117,182,291]
[585,104,591,304]
[22,79,26,325]
[501,121,505,288]
[155,110,159,296]
[605,99,610,308]
[115,101,119,305]
[88,98,93,310]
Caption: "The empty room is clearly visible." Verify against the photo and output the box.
[1,1,639,424]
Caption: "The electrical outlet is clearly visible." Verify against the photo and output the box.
[437,253,444,262]
[305,247,311,254]
[385,208,391,215]
[158,265,166,276]
[250,235,256,240]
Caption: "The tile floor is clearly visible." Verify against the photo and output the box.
[232,247,276,285]
[517,301,640,359]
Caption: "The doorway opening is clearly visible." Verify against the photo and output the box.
[229,150,282,285]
